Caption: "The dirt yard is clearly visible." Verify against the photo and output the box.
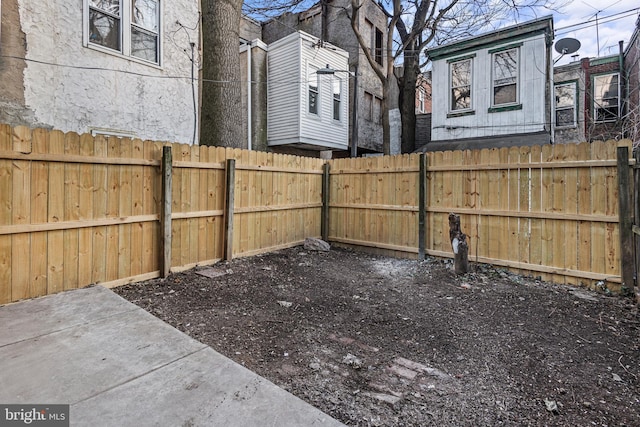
[115,246,640,426]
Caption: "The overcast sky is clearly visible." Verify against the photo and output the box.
[539,0,639,65]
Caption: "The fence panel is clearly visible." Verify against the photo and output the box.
[327,139,632,292]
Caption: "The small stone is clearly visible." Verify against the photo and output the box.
[304,237,330,251]
[309,362,321,371]
[544,398,559,413]
[277,300,292,308]
[342,353,363,369]
[612,373,623,382]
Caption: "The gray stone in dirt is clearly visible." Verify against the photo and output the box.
[342,353,363,369]
[304,237,330,252]
[394,357,451,381]
[195,267,228,279]
[364,392,403,409]
[570,290,599,302]
[385,364,418,380]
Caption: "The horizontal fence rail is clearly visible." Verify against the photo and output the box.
[0,125,324,304]
[326,141,635,292]
[0,124,634,304]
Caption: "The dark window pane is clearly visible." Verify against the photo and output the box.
[89,10,120,51]
[333,99,340,120]
[131,28,157,62]
[556,108,574,127]
[493,84,516,105]
[451,87,471,110]
[596,106,619,122]
[309,91,318,114]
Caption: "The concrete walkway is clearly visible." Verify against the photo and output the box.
[0,286,345,426]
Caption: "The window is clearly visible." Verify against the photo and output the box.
[373,97,382,124]
[417,88,425,113]
[86,0,160,64]
[555,82,576,127]
[492,48,518,105]
[364,92,373,121]
[333,77,342,121]
[450,59,472,111]
[593,73,619,122]
[308,66,319,115]
[374,28,383,65]
[366,19,383,65]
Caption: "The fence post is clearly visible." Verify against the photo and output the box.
[321,162,330,241]
[635,149,640,301]
[224,159,236,261]
[418,153,426,261]
[617,146,634,294]
[160,146,172,278]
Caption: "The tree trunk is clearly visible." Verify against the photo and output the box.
[200,0,245,147]
[382,78,391,155]
[448,213,469,274]
[399,49,418,153]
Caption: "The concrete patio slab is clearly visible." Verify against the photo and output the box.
[0,286,345,427]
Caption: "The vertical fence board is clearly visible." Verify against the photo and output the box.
[77,133,94,288]
[11,128,32,300]
[129,139,144,277]
[30,129,49,297]
[529,145,543,269]
[92,136,108,284]
[0,125,12,304]
[117,138,133,284]
[590,141,607,285]
[551,144,567,284]
[576,142,592,287]
[563,143,579,285]
[47,130,65,294]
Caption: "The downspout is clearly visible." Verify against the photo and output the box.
[619,40,625,129]
[548,28,555,144]
[247,40,253,151]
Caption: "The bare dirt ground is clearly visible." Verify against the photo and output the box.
[115,246,640,426]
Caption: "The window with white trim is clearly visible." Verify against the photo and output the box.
[449,58,472,111]
[308,66,319,115]
[333,77,342,121]
[492,48,518,106]
[417,87,426,113]
[86,0,160,64]
[593,73,619,122]
[554,82,577,128]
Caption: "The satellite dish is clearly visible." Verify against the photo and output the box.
[555,38,581,55]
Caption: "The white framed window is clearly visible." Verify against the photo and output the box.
[308,66,319,115]
[492,48,518,106]
[593,73,619,122]
[417,87,425,113]
[85,0,160,64]
[449,58,472,111]
[555,82,577,128]
[332,77,342,121]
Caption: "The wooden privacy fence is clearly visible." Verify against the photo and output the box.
[0,124,635,304]
[0,125,324,304]
[327,140,635,293]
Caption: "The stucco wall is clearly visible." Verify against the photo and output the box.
[553,61,586,144]
[0,0,34,125]
[17,0,200,144]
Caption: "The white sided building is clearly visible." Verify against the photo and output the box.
[266,31,350,151]
[425,16,554,151]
